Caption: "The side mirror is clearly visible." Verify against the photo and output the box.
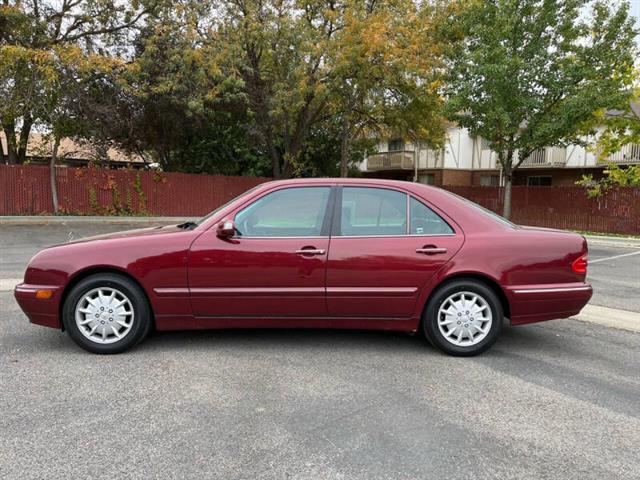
[216,219,236,239]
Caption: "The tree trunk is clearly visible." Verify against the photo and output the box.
[0,128,5,165]
[50,136,61,214]
[17,115,33,163]
[502,167,513,219]
[4,120,18,165]
[340,116,350,178]
[265,133,281,178]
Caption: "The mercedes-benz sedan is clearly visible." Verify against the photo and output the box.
[15,179,592,355]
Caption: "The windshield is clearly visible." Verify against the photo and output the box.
[446,191,517,228]
[194,185,262,226]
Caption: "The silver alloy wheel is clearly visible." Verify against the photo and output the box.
[74,287,135,344]
[437,291,493,347]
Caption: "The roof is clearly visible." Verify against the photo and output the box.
[0,132,144,164]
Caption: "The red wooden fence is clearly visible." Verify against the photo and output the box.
[1,165,639,234]
[0,165,270,217]
[444,186,640,235]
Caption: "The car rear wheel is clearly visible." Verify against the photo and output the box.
[62,273,152,354]
[422,279,503,356]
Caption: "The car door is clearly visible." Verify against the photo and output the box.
[188,185,334,319]
[326,186,464,318]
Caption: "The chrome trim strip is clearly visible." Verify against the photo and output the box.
[156,286,418,295]
[233,236,328,240]
[190,287,325,294]
[153,287,190,296]
[335,233,456,239]
[512,286,592,294]
[236,233,455,239]
[327,287,417,294]
[14,284,60,292]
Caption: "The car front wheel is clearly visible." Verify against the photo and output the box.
[422,279,503,356]
[62,273,152,354]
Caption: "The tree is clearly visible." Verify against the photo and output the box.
[442,0,638,218]
[328,0,447,177]
[0,0,156,164]
[208,0,344,178]
[105,3,271,174]
[595,89,640,159]
[577,163,640,198]
[45,48,129,212]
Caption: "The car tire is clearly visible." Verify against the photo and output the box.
[422,279,503,356]
[62,273,152,354]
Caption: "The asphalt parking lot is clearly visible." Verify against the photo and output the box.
[1,223,639,480]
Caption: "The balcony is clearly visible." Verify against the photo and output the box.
[603,143,640,164]
[366,150,415,171]
[520,147,567,167]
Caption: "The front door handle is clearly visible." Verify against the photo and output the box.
[416,247,447,255]
[295,248,326,256]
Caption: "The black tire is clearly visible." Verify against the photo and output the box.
[62,273,152,354]
[422,279,503,356]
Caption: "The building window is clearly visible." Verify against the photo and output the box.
[418,174,436,185]
[388,138,404,151]
[527,176,552,186]
[479,175,499,186]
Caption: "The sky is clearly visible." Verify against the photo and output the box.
[630,0,640,26]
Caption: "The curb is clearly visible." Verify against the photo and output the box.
[0,216,187,225]
[573,304,640,333]
[584,235,640,249]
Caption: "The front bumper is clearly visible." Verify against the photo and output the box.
[14,283,63,328]
[507,282,593,326]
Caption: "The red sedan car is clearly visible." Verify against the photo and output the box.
[14,179,592,356]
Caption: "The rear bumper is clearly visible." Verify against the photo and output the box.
[507,282,593,326]
[14,283,63,329]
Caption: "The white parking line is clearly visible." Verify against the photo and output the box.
[589,251,640,264]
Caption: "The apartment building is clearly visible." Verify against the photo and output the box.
[360,127,640,187]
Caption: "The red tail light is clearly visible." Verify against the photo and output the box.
[571,254,588,274]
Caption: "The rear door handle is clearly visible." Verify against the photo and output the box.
[416,247,447,255]
[295,248,326,256]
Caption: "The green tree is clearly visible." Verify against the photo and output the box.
[210,0,344,178]
[595,87,640,160]
[442,0,638,218]
[577,163,640,198]
[112,4,270,174]
[0,0,156,164]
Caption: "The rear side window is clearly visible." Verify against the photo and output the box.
[339,187,407,236]
[235,187,330,237]
[409,197,454,235]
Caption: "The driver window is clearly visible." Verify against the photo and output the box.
[235,187,330,237]
[409,197,454,235]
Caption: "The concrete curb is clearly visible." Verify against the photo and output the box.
[573,304,639,333]
[584,235,640,249]
[0,216,187,225]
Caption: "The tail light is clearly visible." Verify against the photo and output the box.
[571,254,588,274]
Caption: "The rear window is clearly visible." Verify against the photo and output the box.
[446,191,517,228]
